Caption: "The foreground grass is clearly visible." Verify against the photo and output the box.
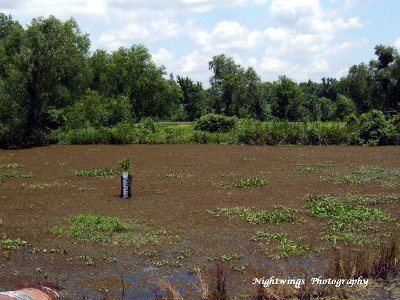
[208,205,297,225]
[220,177,267,189]
[0,237,28,250]
[304,194,396,246]
[51,214,171,246]
[73,168,119,178]
[321,164,400,186]
[304,195,394,222]
[251,231,310,259]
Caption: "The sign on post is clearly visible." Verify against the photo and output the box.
[120,171,132,198]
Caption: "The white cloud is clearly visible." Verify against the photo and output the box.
[194,21,261,53]
[97,19,182,50]
[395,37,400,49]
[336,66,349,78]
[152,48,175,66]
[178,50,209,74]
[310,58,330,72]
[107,0,246,14]
[3,0,108,21]
[261,57,290,73]
[270,0,321,26]
[269,0,362,34]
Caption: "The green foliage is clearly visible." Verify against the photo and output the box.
[274,238,310,259]
[220,177,266,189]
[320,164,399,186]
[51,214,170,246]
[0,15,90,146]
[219,253,243,262]
[294,163,330,172]
[0,237,28,250]
[334,94,356,121]
[251,232,289,242]
[195,114,236,133]
[73,168,118,178]
[250,232,309,259]
[304,195,393,222]
[354,110,396,145]
[177,76,208,121]
[116,157,132,174]
[208,205,297,225]
[60,126,112,144]
[1,13,399,148]
[23,180,75,189]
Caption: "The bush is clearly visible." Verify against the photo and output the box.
[390,113,400,144]
[138,117,156,133]
[61,127,112,144]
[194,114,236,133]
[235,119,266,145]
[356,110,396,145]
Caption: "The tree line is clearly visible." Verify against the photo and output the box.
[0,14,399,146]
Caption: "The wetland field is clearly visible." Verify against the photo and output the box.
[0,145,399,299]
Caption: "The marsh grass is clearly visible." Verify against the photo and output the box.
[166,172,186,179]
[73,168,119,178]
[219,253,243,262]
[58,120,352,146]
[304,194,395,246]
[0,163,21,169]
[20,172,33,178]
[303,195,393,222]
[220,177,267,189]
[0,172,16,182]
[208,205,297,225]
[251,231,309,259]
[51,214,170,246]
[0,237,28,250]
[336,193,400,205]
[157,239,400,299]
[23,180,76,189]
[321,164,400,185]
[326,237,400,279]
[294,163,332,172]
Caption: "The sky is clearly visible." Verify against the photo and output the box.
[1,0,400,86]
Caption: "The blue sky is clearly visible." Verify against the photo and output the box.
[1,0,400,86]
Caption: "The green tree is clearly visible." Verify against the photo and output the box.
[109,45,182,120]
[271,76,305,121]
[339,63,373,113]
[177,76,207,121]
[0,15,90,145]
[370,45,399,111]
[318,97,335,121]
[209,54,241,115]
[334,94,356,121]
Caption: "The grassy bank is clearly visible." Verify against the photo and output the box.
[54,120,353,146]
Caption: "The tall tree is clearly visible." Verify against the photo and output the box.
[177,76,207,121]
[271,76,305,121]
[209,54,240,115]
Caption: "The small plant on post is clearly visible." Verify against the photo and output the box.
[117,157,132,198]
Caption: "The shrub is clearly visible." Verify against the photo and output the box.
[138,117,156,133]
[356,110,395,145]
[235,119,266,145]
[61,127,112,144]
[109,122,140,144]
[194,114,236,133]
[390,113,400,144]
[345,113,359,126]
[116,157,132,174]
